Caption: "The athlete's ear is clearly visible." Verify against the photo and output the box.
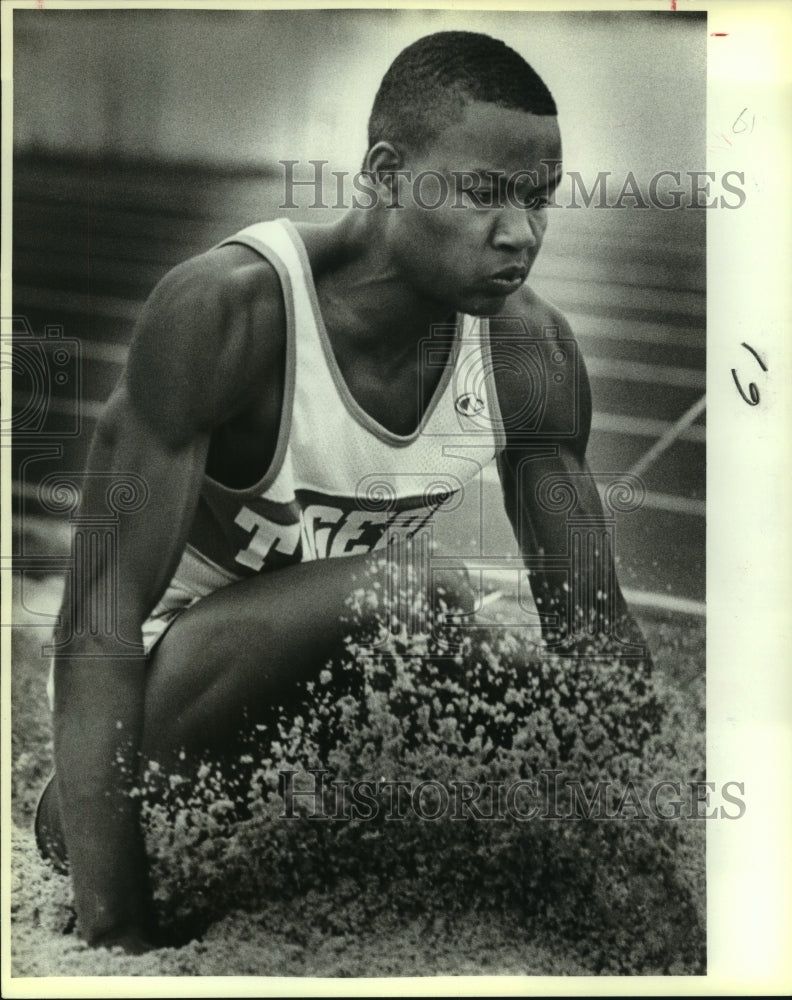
[364,141,406,205]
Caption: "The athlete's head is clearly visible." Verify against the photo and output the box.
[368,31,557,157]
[364,31,563,316]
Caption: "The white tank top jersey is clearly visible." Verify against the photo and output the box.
[140,218,508,649]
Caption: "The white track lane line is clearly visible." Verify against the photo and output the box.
[479,568,705,619]
[628,394,707,478]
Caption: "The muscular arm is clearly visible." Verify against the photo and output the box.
[492,300,649,659]
[53,392,208,950]
[52,247,283,949]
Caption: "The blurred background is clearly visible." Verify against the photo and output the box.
[11,8,706,624]
[14,8,704,176]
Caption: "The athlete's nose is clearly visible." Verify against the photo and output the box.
[491,204,539,253]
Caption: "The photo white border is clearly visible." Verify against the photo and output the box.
[1,0,790,995]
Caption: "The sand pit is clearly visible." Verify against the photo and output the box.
[11,822,597,977]
[8,570,705,980]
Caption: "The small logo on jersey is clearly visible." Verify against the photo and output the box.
[454,393,485,416]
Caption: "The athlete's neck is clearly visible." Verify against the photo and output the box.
[309,210,456,363]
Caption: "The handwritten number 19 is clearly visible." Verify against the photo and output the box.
[732,108,755,134]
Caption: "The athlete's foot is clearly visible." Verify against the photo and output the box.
[34,773,69,875]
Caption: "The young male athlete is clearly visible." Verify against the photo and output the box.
[36,31,650,952]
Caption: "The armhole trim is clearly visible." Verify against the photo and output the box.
[202,231,297,498]
[480,317,508,454]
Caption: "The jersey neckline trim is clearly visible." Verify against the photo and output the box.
[279,218,464,450]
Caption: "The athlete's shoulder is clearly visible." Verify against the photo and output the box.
[124,242,287,441]
[143,240,285,341]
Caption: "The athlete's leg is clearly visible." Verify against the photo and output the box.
[139,549,389,767]
[35,549,472,867]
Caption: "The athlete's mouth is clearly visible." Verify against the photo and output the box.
[484,265,529,292]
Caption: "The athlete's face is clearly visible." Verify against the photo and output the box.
[383,101,562,315]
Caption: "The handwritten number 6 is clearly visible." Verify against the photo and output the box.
[732,342,768,406]
[731,369,759,405]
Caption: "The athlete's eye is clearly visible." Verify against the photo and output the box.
[462,188,496,208]
[518,192,550,210]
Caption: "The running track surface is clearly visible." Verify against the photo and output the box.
[10,156,705,615]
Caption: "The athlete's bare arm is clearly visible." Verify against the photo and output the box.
[493,291,648,657]
[51,245,286,950]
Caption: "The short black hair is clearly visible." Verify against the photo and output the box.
[368,31,557,155]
